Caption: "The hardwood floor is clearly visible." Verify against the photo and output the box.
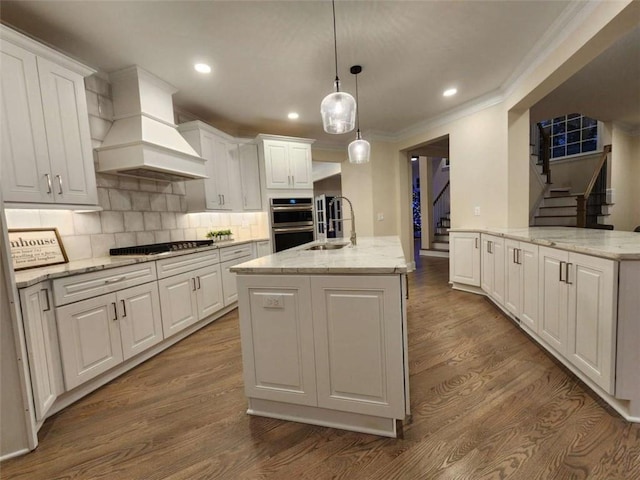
[3,256,639,479]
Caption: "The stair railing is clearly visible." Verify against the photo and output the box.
[432,180,450,233]
[576,144,612,228]
[537,123,551,184]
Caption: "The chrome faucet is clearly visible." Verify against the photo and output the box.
[328,196,356,246]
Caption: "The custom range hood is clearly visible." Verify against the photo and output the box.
[96,66,207,182]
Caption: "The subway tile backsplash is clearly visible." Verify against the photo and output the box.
[4,73,268,261]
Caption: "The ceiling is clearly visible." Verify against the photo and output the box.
[2,1,634,148]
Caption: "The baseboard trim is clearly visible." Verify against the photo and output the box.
[419,249,449,258]
[0,448,30,462]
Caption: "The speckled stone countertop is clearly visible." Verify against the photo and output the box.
[13,238,268,288]
[449,227,640,260]
[230,236,408,274]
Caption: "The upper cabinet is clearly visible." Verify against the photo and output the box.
[257,135,314,190]
[0,26,98,207]
[179,121,261,212]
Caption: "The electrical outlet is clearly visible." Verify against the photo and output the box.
[377,213,384,221]
[262,294,284,309]
[474,206,481,216]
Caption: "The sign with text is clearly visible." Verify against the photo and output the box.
[8,228,69,271]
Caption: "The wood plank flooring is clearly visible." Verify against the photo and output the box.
[3,256,639,479]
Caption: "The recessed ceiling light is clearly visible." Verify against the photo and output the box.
[194,63,211,74]
[288,112,299,120]
[443,88,457,97]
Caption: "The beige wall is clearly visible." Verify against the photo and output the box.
[610,127,640,231]
[548,153,603,193]
[313,174,342,198]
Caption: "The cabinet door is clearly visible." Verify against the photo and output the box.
[20,284,60,420]
[195,264,224,319]
[239,143,262,210]
[221,258,244,306]
[200,132,220,210]
[158,271,199,338]
[519,243,539,332]
[37,57,96,205]
[289,143,313,189]
[311,276,405,418]
[0,41,51,203]
[118,283,163,361]
[255,241,271,257]
[567,253,617,393]
[538,247,569,354]
[504,239,521,317]
[491,237,505,305]
[481,236,495,294]
[449,232,480,286]
[263,141,290,189]
[225,142,243,211]
[56,294,124,390]
[237,275,316,406]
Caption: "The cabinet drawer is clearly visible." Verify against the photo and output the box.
[53,263,157,306]
[156,250,220,279]
[219,243,253,263]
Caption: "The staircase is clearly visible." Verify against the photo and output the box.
[433,213,450,251]
[533,188,581,226]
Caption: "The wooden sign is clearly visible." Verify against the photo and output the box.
[8,228,69,271]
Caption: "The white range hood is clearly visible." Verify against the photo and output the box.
[96,66,207,182]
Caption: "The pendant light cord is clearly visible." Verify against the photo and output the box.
[355,73,360,134]
[332,0,340,90]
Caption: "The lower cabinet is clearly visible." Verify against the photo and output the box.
[504,239,538,331]
[255,240,272,257]
[449,232,480,286]
[481,234,505,305]
[56,281,162,390]
[19,283,63,421]
[158,264,224,338]
[238,274,406,418]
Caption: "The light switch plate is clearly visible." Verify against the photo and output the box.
[262,294,284,309]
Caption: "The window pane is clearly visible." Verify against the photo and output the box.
[553,123,566,135]
[568,113,581,119]
[552,146,566,158]
[582,140,597,153]
[567,118,581,131]
[567,131,581,143]
[539,120,551,127]
[582,126,597,140]
[553,134,566,146]
[567,143,580,156]
[582,117,597,128]
[553,116,566,124]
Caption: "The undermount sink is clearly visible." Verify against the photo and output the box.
[306,243,349,251]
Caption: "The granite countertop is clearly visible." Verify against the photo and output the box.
[449,227,640,260]
[14,238,268,288]
[230,236,408,274]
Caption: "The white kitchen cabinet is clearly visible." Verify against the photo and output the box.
[237,275,317,406]
[180,121,242,211]
[56,294,124,390]
[238,143,262,210]
[220,243,254,306]
[118,282,163,361]
[481,234,505,305]
[19,283,63,421]
[537,247,617,393]
[158,264,224,337]
[310,276,405,418]
[0,26,97,206]
[504,239,539,331]
[255,240,272,257]
[258,135,314,190]
[449,232,481,287]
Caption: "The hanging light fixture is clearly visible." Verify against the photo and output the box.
[320,0,356,134]
[348,65,370,164]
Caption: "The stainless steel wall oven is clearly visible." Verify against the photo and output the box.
[270,198,315,252]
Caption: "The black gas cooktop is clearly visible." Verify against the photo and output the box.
[109,240,214,256]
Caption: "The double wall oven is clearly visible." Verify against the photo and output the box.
[270,198,315,252]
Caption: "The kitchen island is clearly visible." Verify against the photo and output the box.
[230,236,410,437]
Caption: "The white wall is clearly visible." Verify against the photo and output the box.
[610,127,640,231]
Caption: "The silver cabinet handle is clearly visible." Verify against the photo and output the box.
[488,241,493,254]
[559,261,565,283]
[222,194,225,205]
[475,237,478,249]
[55,174,63,194]
[121,299,127,317]
[45,174,52,194]
[513,248,517,264]
[196,276,201,290]
[41,289,51,312]
[105,276,126,284]
[192,278,197,291]
[292,175,295,185]
[112,302,118,321]
[565,263,573,285]
[517,249,521,265]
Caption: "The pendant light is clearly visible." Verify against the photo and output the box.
[320,0,356,134]
[348,65,370,164]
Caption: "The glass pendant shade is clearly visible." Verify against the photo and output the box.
[348,131,370,164]
[321,82,356,134]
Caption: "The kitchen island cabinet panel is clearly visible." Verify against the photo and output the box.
[238,275,317,406]
[311,276,405,418]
